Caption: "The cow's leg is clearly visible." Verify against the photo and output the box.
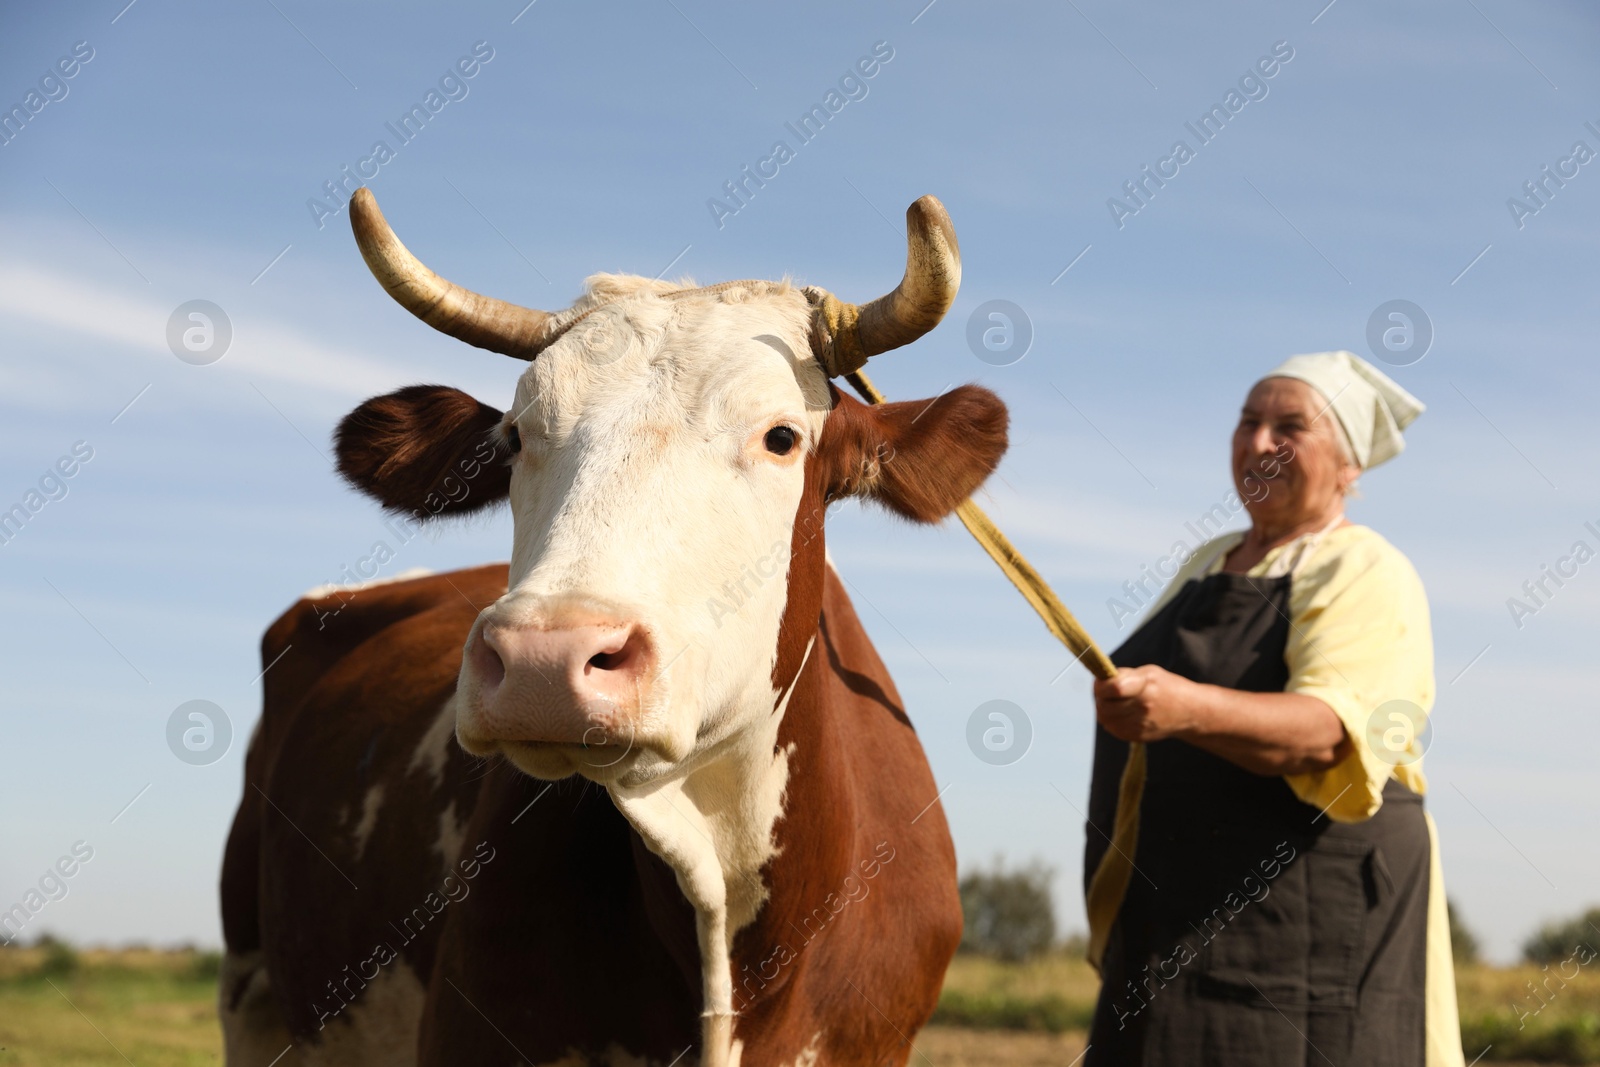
[219,760,303,1066]
[219,951,428,1067]
[293,966,427,1067]
[219,949,302,1066]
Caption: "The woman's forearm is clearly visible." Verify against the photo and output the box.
[1177,685,1350,776]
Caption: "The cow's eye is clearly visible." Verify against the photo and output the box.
[764,425,797,456]
[506,425,522,454]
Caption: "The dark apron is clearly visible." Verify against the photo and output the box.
[1084,569,1430,1066]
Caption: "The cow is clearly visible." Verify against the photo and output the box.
[219,186,1009,1067]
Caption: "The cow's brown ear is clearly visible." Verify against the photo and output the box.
[821,385,1008,523]
[334,385,511,518]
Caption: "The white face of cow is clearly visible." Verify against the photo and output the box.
[451,279,829,787]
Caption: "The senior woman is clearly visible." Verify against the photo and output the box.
[1082,351,1464,1067]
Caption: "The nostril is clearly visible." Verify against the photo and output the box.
[585,627,648,676]
[473,628,507,691]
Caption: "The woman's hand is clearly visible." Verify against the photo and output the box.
[1093,665,1201,742]
[1094,666,1351,775]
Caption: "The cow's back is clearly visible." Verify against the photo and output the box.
[220,565,507,1067]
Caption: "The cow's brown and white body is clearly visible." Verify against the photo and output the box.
[220,189,1007,1066]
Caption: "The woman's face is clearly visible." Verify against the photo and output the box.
[1232,377,1358,528]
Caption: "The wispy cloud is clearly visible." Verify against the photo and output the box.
[0,262,411,402]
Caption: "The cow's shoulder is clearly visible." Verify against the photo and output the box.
[246,564,508,1042]
[220,572,501,1015]
[247,562,507,811]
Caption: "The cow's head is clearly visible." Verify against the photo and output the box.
[335,189,1006,790]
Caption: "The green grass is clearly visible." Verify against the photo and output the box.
[3,944,1598,1064]
[1460,1013,1600,1064]
[934,949,1600,1064]
[933,989,1095,1033]
[0,946,222,1067]
[1456,961,1600,1064]
[932,951,1101,1034]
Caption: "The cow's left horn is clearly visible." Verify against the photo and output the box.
[806,195,961,377]
[350,187,556,360]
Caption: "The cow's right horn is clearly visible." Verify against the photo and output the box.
[805,195,962,378]
[350,187,557,360]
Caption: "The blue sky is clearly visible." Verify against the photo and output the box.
[1,0,1596,964]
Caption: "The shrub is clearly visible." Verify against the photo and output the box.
[1523,907,1600,966]
[959,861,1056,962]
[33,933,79,977]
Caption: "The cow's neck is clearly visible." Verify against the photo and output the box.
[608,634,815,1067]
[610,471,832,1067]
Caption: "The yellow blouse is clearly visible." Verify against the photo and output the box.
[1147,523,1432,816]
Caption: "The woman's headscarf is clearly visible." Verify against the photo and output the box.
[1265,350,1424,470]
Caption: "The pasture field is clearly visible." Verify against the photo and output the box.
[0,945,219,1067]
[1,943,1594,1065]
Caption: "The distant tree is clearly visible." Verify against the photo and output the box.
[1522,905,1600,965]
[1447,898,1480,965]
[32,932,79,977]
[958,860,1056,962]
